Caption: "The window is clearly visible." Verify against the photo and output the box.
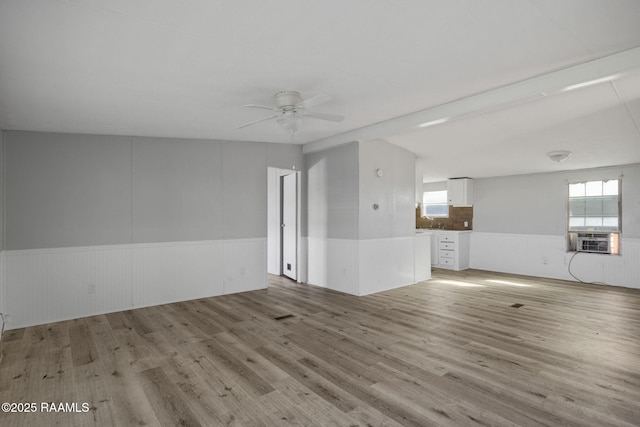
[568,179,620,232]
[422,190,449,218]
[567,178,621,254]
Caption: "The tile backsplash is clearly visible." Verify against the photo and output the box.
[415,206,473,231]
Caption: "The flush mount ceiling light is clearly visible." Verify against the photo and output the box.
[547,150,572,163]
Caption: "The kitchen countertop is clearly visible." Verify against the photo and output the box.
[415,229,433,235]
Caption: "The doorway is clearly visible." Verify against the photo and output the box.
[281,172,297,280]
[267,167,302,282]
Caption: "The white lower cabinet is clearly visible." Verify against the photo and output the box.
[430,230,471,271]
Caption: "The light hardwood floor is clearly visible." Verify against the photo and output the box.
[1,269,639,426]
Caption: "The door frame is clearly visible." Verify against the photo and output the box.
[267,167,304,283]
[280,172,297,280]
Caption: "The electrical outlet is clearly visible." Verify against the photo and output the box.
[4,314,11,323]
[88,284,96,294]
[542,256,548,265]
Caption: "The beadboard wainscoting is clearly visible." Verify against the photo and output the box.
[0,253,5,322]
[358,237,416,296]
[307,237,359,295]
[470,232,640,289]
[307,236,416,296]
[3,238,267,329]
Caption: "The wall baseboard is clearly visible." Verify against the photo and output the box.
[3,239,267,329]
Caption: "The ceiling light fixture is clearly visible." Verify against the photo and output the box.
[547,150,572,163]
[276,110,302,134]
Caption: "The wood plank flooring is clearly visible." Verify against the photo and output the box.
[1,269,639,426]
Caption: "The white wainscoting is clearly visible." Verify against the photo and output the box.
[3,238,267,329]
[307,236,417,296]
[414,233,432,283]
[0,252,6,321]
[222,238,267,294]
[470,232,640,289]
[298,236,308,284]
[358,237,416,296]
[307,237,359,295]
[131,241,223,308]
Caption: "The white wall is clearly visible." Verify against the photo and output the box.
[306,139,418,295]
[357,140,416,295]
[423,181,447,192]
[6,132,132,249]
[0,132,4,320]
[0,254,5,324]
[307,143,359,240]
[359,139,415,239]
[267,167,280,276]
[306,143,359,293]
[471,164,640,288]
[2,131,304,329]
[4,239,267,328]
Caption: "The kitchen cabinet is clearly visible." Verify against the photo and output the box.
[430,230,470,270]
[447,178,473,206]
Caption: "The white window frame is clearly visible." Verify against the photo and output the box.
[421,190,449,218]
[567,178,621,255]
[567,178,621,233]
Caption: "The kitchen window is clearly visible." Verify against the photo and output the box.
[567,178,621,254]
[422,190,449,218]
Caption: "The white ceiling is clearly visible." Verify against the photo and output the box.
[1,0,640,182]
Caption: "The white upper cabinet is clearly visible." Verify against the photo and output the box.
[447,178,473,206]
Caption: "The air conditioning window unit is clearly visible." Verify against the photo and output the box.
[576,233,611,254]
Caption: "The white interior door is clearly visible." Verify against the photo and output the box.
[281,172,297,281]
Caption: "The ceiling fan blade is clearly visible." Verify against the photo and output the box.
[302,111,345,122]
[236,115,277,129]
[298,93,331,109]
[242,104,275,111]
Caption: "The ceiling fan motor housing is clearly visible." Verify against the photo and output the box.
[275,90,303,109]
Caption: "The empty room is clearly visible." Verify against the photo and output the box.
[0,1,639,426]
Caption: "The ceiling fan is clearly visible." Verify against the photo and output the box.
[236,90,345,133]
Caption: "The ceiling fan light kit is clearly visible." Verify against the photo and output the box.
[276,110,302,134]
[236,90,344,133]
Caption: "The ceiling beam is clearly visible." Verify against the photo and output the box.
[303,46,640,154]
